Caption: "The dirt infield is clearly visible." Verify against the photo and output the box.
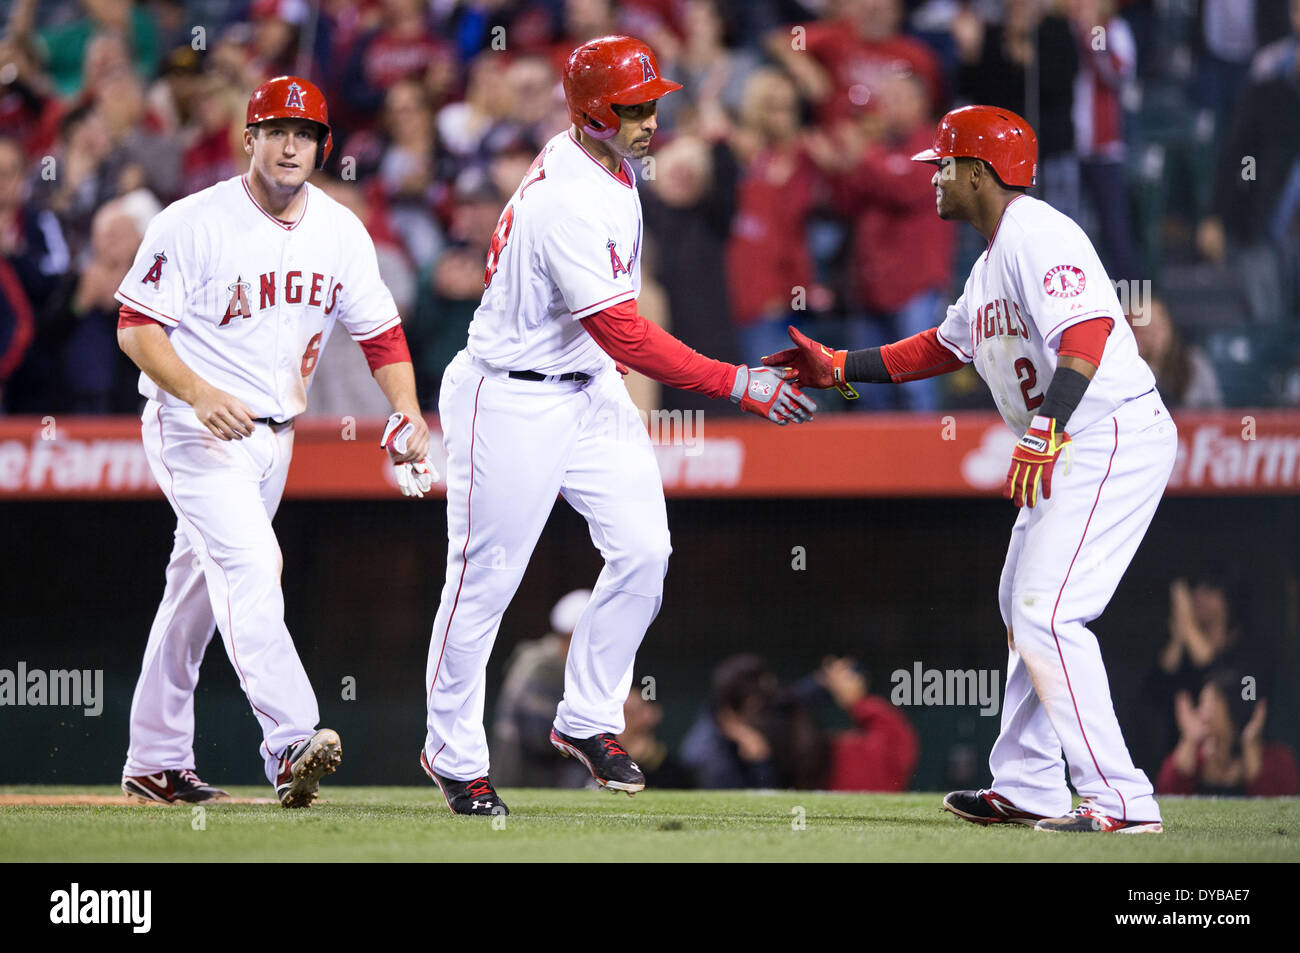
[0,794,278,806]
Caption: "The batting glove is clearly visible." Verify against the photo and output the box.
[381,412,438,498]
[395,459,436,498]
[1006,415,1071,508]
[729,365,817,425]
[760,326,858,399]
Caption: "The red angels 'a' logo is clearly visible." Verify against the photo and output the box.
[638,54,656,82]
[1044,265,1086,298]
[608,239,629,279]
[219,276,253,326]
[285,82,305,111]
[141,251,167,287]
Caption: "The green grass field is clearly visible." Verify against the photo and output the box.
[3,787,1298,862]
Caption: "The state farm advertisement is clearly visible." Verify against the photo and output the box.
[0,410,1296,499]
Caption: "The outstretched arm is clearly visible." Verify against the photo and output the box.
[761,325,965,396]
[582,300,815,424]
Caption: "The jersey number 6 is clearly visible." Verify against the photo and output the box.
[301,332,322,376]
[483,205,515,290]
[1015,357,1043,411]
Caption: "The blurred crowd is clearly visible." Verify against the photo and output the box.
[3,0,1300,416]
[493,590,919,791]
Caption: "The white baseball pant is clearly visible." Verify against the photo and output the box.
[991,389,1177,821]
[123,401,320,784]
[423,350,671,781]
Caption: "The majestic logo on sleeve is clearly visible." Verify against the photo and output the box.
[1043,265,1086,298]
[141,252,167,287]
[638,54,657,82]
[608,239,629,279]
[219,276,252,326]
[284,82,305,111]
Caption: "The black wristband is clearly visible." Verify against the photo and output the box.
[843,347,892,384]
[1037,366,1091,427]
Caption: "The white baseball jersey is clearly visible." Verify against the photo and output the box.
[466,130,641,376]
[115,175,400,421]
[935,194,1155,435]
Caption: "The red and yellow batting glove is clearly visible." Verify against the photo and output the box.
[1005,415,1072,508]
[760,326,859,399]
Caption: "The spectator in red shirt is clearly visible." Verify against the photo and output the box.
[1157,670,1299,797]
[807,71,955,411]
[247,0,313,83]
[766,0,944,128]
[817,657,919,792]
[340,0,457,133]
[0,35,62,158]
[179,74,245,197]
[727,68,826,363]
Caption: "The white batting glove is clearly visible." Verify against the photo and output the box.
[381,412,438,498]
[395,458,436,498]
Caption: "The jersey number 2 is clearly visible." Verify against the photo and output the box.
[483,205,514,290]
[1015,357,1043,411]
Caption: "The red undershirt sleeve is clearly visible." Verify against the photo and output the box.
[357,324,412,373]
[581,300,736,399]
[1055,316,1113,366]
[118,304,165,329]
[880,328,967,382]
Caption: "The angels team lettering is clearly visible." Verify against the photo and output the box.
[219,270,342,326]
[973,298,1030,348]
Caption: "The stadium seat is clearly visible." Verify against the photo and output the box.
[1198,325,1300,406]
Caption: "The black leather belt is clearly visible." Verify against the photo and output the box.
[508,370,590,382]
[253,417,293,429]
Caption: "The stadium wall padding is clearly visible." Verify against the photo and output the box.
[2,496,1296,790]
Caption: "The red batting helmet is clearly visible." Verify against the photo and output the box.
[563,35,682,141]
[246,75,333,168]
[911,105,1038,188]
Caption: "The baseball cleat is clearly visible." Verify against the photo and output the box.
[420,751,509,816]
[275,728,342,808]
[122,768,230,805]
[1034,803,1163,834]
[549,728,645,795]
[941,789,1045,826]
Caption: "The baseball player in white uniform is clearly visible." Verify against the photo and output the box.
[766,106,1174,833]
[115,76,433,807]
[420,36,815,815]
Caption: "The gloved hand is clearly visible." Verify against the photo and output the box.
[729,365,817,425]
[1005,415,1071,507]
[381,412,438,498]
[395,459,436,498]
[761,326,859,399]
